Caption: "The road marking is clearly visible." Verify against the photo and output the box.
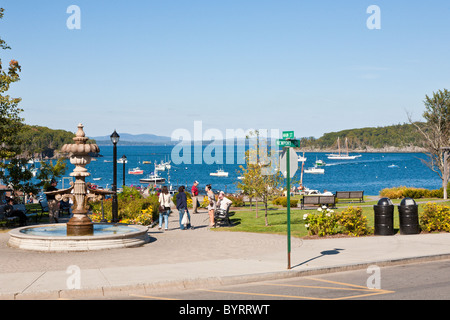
[129,294,179,300]
[261,282,377,292]
[199,277,395,300]
[198,289,328,300]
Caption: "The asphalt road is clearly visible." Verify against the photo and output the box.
[92,259,450,301]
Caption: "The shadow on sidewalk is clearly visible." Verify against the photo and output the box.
[293,248,345,269]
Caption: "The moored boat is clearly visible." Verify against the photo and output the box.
[210,169,229,177]
[128,167,144,175]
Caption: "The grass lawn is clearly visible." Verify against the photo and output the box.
[214,199,450,238]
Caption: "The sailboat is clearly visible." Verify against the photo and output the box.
[327,137,361,160]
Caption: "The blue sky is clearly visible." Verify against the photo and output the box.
[1,0,450,139]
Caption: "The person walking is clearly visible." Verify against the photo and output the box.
[158,186,171,230]
[176,186,191,230]
[205,184,216,228]
[191,181,199,213]
[45,179,59,223]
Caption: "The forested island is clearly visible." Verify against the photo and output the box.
[18,125,96,159]
[299,122,426,152]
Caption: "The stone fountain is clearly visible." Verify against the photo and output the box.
[50,123,105,236]
[8,124,150,252]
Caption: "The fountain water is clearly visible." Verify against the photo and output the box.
[8,124,150,252]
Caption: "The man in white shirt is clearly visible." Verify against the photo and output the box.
[217,191,232,211]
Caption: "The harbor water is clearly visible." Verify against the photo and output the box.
[42,145,442,196]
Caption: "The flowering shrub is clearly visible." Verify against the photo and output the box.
[380,184,448,199]
[201,196,209,208]
[338,206,372,236]
[120,207,153,225]
[303,206,371,237]
[89,186,158,226]
[303,207,339,237]
[420,202,450,232]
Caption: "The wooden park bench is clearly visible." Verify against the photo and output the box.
[335,191,364,203]
[300,195,336,209]
[13,204,41,223]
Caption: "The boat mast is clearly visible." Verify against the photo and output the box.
[337,137,341,156]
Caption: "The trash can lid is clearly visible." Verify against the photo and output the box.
[400,197,416,206]
[377,197,393,206]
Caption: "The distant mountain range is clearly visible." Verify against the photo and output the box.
[92,133,248,146]
[92,133,174,146]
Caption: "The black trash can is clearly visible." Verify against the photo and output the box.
[398,198,420,235]
[374,198,394,236]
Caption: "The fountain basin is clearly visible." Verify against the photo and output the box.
[8,223,150,252]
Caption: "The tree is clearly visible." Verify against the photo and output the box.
[237,131,284,226]
[0,158,38,202]
[0,8,24,160]
[36,158,68,190]
[237,149,261,218]
[409,89,450,199]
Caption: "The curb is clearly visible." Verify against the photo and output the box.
[2,253,450,300]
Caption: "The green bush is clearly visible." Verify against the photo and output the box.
[380,183,449,199]
[303,206,371,237]
[273,196,298,207]
[420,202,450,232]
[303,207,339,237]
[338,206,372,236]
[227,195,245,207]
[90,186,158,225]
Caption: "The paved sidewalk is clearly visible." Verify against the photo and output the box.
[1,209,450,299]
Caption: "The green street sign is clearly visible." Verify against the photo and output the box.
[282,131,295,139]
[277,139,300,148]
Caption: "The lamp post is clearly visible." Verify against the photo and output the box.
[121,155,127,187]
[442,147,450,200]
[110,130,120,223]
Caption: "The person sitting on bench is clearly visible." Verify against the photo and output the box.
[216,191,232,211]
[5,197,27,226]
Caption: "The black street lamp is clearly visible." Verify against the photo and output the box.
[110,130,120,223]
[121,155,127,187]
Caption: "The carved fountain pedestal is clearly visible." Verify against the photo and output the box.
[45,124,112,236]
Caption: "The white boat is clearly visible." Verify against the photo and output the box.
[315,159,326,166]
[139,172,166,184]
[298,155,307,162]
[93,177,102,181]
[304,166,325,174]
[155,162,166,171]
[327,137,361,160]
[210,169,229,177]
[117,158,128,164]
[128,167,144,175]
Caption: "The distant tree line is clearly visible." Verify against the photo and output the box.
[300,122,427,150]
[18,125,77,158]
